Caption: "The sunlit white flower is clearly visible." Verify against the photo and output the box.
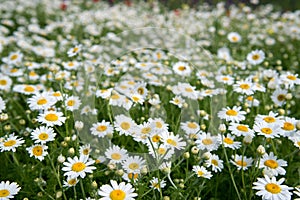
[253,121,281,138]
[0,75,12,91]
[259,152,287,177]
[247,49,265,65]
[205,154,224,172]
[122,156,146,174]
[0,133,24,152]
[192,165,212,179]
[221,134,241,149]
[173,62,192,76]
[65,96,81,111]
[161,131,186,150]
[114,114,137,136]
[30,126,56,144]
[233,80,254,95]
[0,96,6,112]
[98,180,137,200]
[228,123,254,137]
[230,154,253,170]
[26,144,48,161]
[149,177,166,191]
[105,145,128,164]
[0,181,21,199]
[62,155,96,178]
[271,88,287,107]
[2,51,23,65]
[181,121,200,135]
[63,176,79,188]
[90,120,114,138]
[37,111,66,127]
[67,44,82,57]
[217,106,246,123]
[28,92,57,110]
[169,95,185,108]
[195,132,221,152]
[227,32,242,43]
[280,72,300,89]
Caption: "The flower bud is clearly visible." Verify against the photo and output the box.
[57,154,66,163]
[257,145,265,155]
[75,121,84,130]
[243,135,253,145]
[218,124,226,133]
[191,146,199,154]
[183,152,190,159]
[68,147,75,155]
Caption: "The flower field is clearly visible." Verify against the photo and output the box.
[0,0,300,199]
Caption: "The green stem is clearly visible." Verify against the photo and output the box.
[80,179,86,199]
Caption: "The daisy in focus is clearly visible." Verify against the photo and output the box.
[230,154,253,171]
[172,62,192,76]
[149,177,166,191]
[192,165,213,179]
[247,49,265,65]
[0,181,21,200]
[30,126,56,144]
[26,144,48,161]
[0,133,24,152]
[217,106,246,123]
[62,154,96,178]
[259,152,287,177]
[98,180,137,200]
[90,120,114,138]
[37,110,66,127]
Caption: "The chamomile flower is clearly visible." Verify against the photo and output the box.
[216,75,234,85]
[253,175,292,200]
[217,106,246,123]
[221,134,241,149]
[0,75,12,91]
[62,154,96,178]
[2,51,23,65]
[0,133,25,152]
[79,144,92,156]
[67,44,82,57]
[90,120,114,138]
[161,132,186,150]
[291,136,300,149]
[63,176,79,188]
[122,156,146,174]
[280,117,298,138]
[280,72,300,89]
[253,121,281,138]
[228,123,254,137]
[62,61,80,71]
[247,49,265,65]
[114,114,136,136]
[173,82,198,100]
[96,88,113,99]
[28,92,57,110]
[122,173,140,183]
[255,111,283,126]
[13,84,39,95]
[233,80,254,95]
[105,145,128,164]
[169,95,185,108]
[259,152,287,177]
[0,96,6,112]
[65,96,81,111]
[26,144,48,161]
[149,177,166,191]
[192,166,213,179]
[130,93,144,105]
[227,32,242,43]
[173,62,192,76]
[0,181,21,199]
[271,88,287,107]
[205,154,224,172]
[230,154,253,170]
[195,132,221,152]
[181,121,200,135]
[148,118,169,133]
[50,91,64,101]
[30,126,56,144]
[37,110,66,127]
[98,180,137,200]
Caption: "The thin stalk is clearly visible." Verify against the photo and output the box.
[80,179,86,199]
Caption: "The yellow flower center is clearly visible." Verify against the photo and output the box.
[38,133,49,140]
[264,117,275,123]
[111,94,120,100]
[237,125,248,132]
[67,100,75,107]
[202,138,213,145]
[53,92,61,97]
[264,159,278,169]
[83,149,90,155]
[222,77,229,81]
[24,86,35,92]
[110,189,126,200]
[72,47,79,53]
[252,54,260,60]
[29,71,37,76]
[277,94,285,101]
[152,135,161,143]
[68,62,74,67]
[178,66,186,71]
[97,125,107,132]
[232,36,238,42]
[0,189,10,197]
[141,127,151,134]
[155,122,163,128]
[68,178,77,186]
[157,53,162,59]
[239,84,250,90]
[197,171,204,176]
[226,109,238,116]
[224,137,234,144]
[211,159,218,166]
[246,96,253,101]
[282,122,294,131]
[3,140,17,147]
[0,79,7,85]
[72,162,86,172]
[167,139,177,146]
[187,122,198,129]
[137,88,144,95]
[132,96,140,102]
[111,153,121,160]
[236,160,247,167]
[185,87,193,92]
[129,163,139,170]
[128,173,138,180]
[10,68,18,73]
[157,148,166,155]
[287,75,296,80]
[261,128,273,135]
[37,98,48,105]
[10,54,18,60]
[265,183,281,194]
[45,113,59,122]
[32,146,43,156]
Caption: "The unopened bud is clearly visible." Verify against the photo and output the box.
[257,145,265,155]
[191,146,199,154]
[56,191,62,199]
[75,121,84,130]
[183,152,190,159]
[243,135,253,144]
[57,154,66,163]
[218,124,226,133]
[116,169,124,176]
[68,147,75,155]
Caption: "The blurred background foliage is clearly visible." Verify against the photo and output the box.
[101,0,300,11]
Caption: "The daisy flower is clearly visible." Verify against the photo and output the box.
[79,144,92,156]
[294,186,300,198]
[173,82,198,100]
[114,114,136,136]
[2,51,23,65]
[13,84,39,95]
[195,132,221,152]
[217,106,246,123]
[149,177,166,191]
[50,91,64,101]
[291,136,300,149]
[37,110,66,127]
[147,142,174,160]
[28,92,57,111]
[130,93,144,105]
[62,154,96,178]
[90,120,114,138]
[227,32,242,43]
[0,133,25,152]
[122,173,140,183]
[230,154,253,171]
[205,154,224,172]
[228,123,255,137]
[253,121,281,138]
[271,88,287,107]
[98,180,137,200]
[62,61,80,71]
[122,156,146,174]
[0,181,21,199]
[63,176,78,188]
[253,175,292,200]
[217,47,231,61]
[148,118,169,134]
[233,79,254,95]
[169,95,185,108]
[105,145,128,164]
[280,72,300,89]
[259,152,287,177]
[0,96,6,112]
[96,88,113,99]
[181,121,200,135]
[216,75,234,85]
[221,134,241,150]
[280,117,298,138]
[247,49,265,65]
[30,126,56,144]
[26,144,48,161]
[67,44,82,57]
[192,165,213,179]
[255,111,283,126]
[161,132,186,150]
[0,75,12,91]
[65,96,82,111]
[172,62,192,76]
